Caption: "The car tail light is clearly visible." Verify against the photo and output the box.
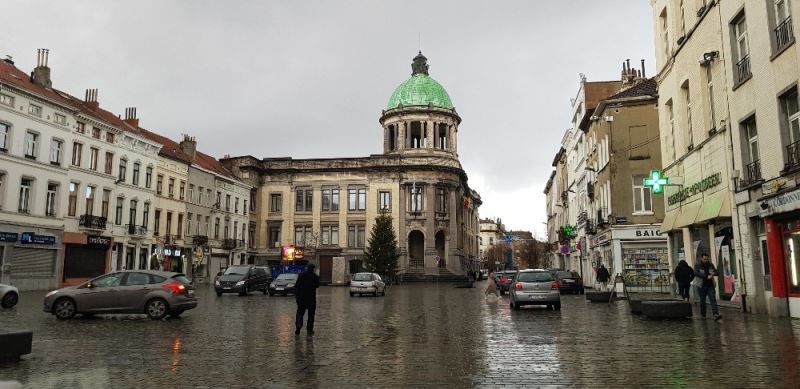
[551,281,559,290]
[514,282,522,290]
[163,281,187,295]
[500,277,508,283]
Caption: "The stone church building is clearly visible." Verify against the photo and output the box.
[222,52,481,282]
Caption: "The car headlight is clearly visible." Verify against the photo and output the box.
[270,283,276,288]
[287,283,295,288]
[214,280,220,286]
[45,290,58,298]
[235,280,246,286]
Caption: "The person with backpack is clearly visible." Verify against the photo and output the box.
[674,260,695,301]
[596,264,611,291]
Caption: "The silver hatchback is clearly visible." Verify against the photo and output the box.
[509,270,561,310]
[43,270,197,320]
[349,272,386,297]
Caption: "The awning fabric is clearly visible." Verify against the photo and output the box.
[674,200,702,228]
[696,190,732,223]
[660,209,679,233]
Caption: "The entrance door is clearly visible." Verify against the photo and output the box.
[408,231,424,268]
[435,231,446,268]
[783,232,800,297]
[319,256,333,284]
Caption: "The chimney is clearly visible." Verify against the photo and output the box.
[30,49,52,88]
[621,58,647,88]
[3,55,14,66]
[641,59,646,78]
[180,134,197,160]
[123,107,139,127]
[84,88,99,109]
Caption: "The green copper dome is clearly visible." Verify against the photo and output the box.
[387,52,454,110]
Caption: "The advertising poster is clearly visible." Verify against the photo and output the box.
[721,245,734,294]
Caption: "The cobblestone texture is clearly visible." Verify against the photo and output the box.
[1,282,800,388]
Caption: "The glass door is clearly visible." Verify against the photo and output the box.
[785,231,800,296]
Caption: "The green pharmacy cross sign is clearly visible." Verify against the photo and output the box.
[644,170,669,194]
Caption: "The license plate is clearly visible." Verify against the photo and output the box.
[564,280,574,283]
[223,287,231,290]
[276,287,284,291]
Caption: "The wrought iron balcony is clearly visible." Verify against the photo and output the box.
[221,238,245,250]
[737,160,763,190]
[585,219,596,235]
[192,235,209,246]
[79,214,107,230]
[735,55,751,85]
[786,140,800,172]
[776,17,794,53]
[164,234,182,244]
[127,224,147,236]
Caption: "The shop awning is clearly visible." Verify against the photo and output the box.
[674,200,702,228]
[660,209,679,233]
[695,190,732,223]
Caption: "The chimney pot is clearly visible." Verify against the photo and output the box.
[30,49,53,88]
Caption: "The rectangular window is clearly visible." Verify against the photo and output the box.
[156,175,163,195]
[189,184,195,203]
[154,209,161,236]
[54,113,67,125]
[208,189,213,206]
[129,200,137,230]
[295,188,312,212]
[85,186,95,216]
[732,14,752,84]
[216,191,221,208]
[348,225,366,248]
[115,197,123,225]
[142,202,150,229]
[118,159,127,182]
[105,132,115,143]
[269,226,281,248]
[233,221,238,239]
[435,188,447,213]
[348,187,366,211]
[46,183,57,217]
[321,224,339,246]
[196,214,201,235]
[294,225,312,246]
[177,214,184,238]
[410,185,423,213]
[205,216,210,236]
[234,197,239,213]
[706,67,716,131]
[24,131,37,158]
[322,188,340,211]
[101,189,110,218]
[773,1,793,53]
[0,173,4,210]
[633,175,653,214]
[743,117,760,165]
[250,189,257,211]
[214,218,220,239]
[68,182,78,217]
[271,193,282,212]
[226,194,231,211]
[379,191,391,211]
[104,152,113,174]
[666,100,676,161]
[168,178,175,198]
[18,178,32,213]
[187,213,193,236]
[89,147,99,171]
[145,166,152,188]
[91,127,101,139]
[0,123,8,151]
[0,93,14,107]
[179,181,185,200]
[682,82,693,149]
[76,122,85,134]
[165,212,173,236]
[243,200,247,215]
[50,139,63,165]
[783,87,800,144]
[28,104,42,117]
[128,163,139,186]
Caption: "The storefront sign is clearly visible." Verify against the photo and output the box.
[163,246,183,257]
[0,232,18,242]
[613,227,666,241]
[615,217,628,224]
[760,188,800,217]
[87,235,111,248]
[668,172,722,206]
[20,232,55,245]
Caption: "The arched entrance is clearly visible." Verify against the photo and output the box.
[408,230,425,269]
[435,230,446,268]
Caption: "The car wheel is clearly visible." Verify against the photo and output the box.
[168,310,184,318]
[145,298,169,320]
[261,288,268,295]
[554,302,562,311]
[381,288,386,296]
[512,302,520,310]
[216,292,223,296]
[54,298,76,320]
[1,291,18,308]
[350,292,355,297]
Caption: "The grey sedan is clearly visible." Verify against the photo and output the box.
[509,270,561,310]
[43,270,197,320]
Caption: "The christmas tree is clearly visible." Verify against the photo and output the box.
[363,213,399,281]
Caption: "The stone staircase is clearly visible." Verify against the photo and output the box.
[401,265,469,282]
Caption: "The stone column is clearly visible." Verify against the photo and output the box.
[397,122,405,150]
[383,126,389,153]
[426,121,434,149]
[451,125,458,154]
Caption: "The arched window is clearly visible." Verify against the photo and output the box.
[409,122,422,148]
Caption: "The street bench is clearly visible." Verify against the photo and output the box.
[585,290,616,303]
[629,298,679,315]
[641,300,693,319]
[0,330,32,361]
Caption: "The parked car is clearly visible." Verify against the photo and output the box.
[555,271,584,294]
[1,283,19,308]
[509,269,561,310]
[349,273,386,297]
[269,272,299,296]
[215,265,270,296]
[494,271,517,295]
[43,271,197,320]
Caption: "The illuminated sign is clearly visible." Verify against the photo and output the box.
[643,170,669,194]
[281,245,304,260]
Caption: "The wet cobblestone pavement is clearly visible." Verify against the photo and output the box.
[2,281,800,388]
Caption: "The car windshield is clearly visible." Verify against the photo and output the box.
[517,272,554,282]
[224,266,250,275]
[172,275,191,285]
[277,273,298,281]
[556,271,573,279]
[353,273,373,281]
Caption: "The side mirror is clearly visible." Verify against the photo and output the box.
[216,271,223,277]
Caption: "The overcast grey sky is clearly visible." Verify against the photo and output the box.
[4,0,655,236]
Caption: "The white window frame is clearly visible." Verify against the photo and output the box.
[0,122,8,151]
[706,67,716,131]
[785,89,800,144]
[68,182,78,217]
[0,93,13,107]
[734,16,749,60]
[633,175,653,214]
[71,142,82,167]
[775,0,791,24]
[46,183,57,217]
[348,187,366,211]
[18,178,32,214]
[89,147,99,171]
[28,104,42,117]
[24,131,38,158]
[744,119,759,164]
[49,139,63,165]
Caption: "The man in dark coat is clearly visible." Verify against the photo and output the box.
[596,264,611,291]
[694,253,721,321]
[295,264,320,336]
[674,260,695,301]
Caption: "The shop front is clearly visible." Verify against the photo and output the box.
[62,232,111,287]
[612,225,668,293]
[760,185,800,317]
[151,245,189,273]
[0,227,62,291]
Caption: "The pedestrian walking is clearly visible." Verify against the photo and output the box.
[694,253,722,321]
[596,264,611,291]
[485,271,499,301]
[295,264,320,336]
[674,260,695,301]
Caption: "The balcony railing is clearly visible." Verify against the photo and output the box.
[776,17,795,53]
[735,55,752,85]
[221,238,245,250]
[127,224,147,236]
[79,214,107,230]
[192,235,209,246]
[585,219,596,235]
[164,234,182,244]
[738,160,763,190]
[786,140,800,172]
